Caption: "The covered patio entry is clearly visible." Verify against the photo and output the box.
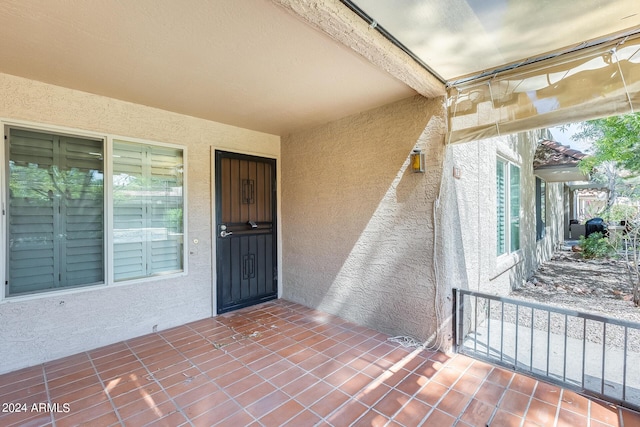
[1,300,638,426]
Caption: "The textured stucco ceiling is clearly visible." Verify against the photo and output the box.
[0,0,420,136]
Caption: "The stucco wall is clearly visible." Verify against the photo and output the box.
[443,130,565,296]
[281,95,448,344]
[0,73,280,374]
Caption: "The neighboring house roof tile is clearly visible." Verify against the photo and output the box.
[533,139,588,169]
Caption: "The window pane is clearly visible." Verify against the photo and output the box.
[536,178,546,240]
[113,141,184,281]
[496,159,507,255]
[8,129,104,296]
[113,142,146,280]
[510,164,520,252]
[149,146,184,274]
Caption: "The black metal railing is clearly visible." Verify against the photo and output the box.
[453,288,640,411]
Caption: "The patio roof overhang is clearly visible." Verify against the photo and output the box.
[0,0,639,140]
[533,139,590,183]
[345,0,640,143]
[567,181,609,191]
[534,167,589,183]
[0,0,432,136]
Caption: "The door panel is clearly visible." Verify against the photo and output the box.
[216,151,277,314]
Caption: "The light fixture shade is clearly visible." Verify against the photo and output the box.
[410,150,425,173]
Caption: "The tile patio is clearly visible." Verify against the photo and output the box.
[1,300,639,426]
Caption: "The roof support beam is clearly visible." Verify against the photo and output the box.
[272,0,446,99]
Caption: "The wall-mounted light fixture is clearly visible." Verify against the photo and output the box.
[453,166,461,179]
[410,149,425,173]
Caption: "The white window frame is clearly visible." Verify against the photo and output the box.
[1,120,188,301]
[497,157,520,257]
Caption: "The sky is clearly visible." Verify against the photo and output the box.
[548,122,593,154]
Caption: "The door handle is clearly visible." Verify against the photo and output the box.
[220,230,233,238]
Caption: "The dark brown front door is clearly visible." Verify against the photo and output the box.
[215,151,277,314]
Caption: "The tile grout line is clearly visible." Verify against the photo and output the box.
[518,380,539,427]
[86,351,125,427]
[181,316,312,425]
[451,357,496,426]
[329,343,421,426]
[353,350,460,424]
[247,314,358,425]
[552,388,564,427]
[122,339,195,427]
[8,300,639,427]
[326,353,404,422]
[183,317,329,425]
[428,355,493,426]
[414,358,477,426]
[618,405,624,427]
[211,310,370,425]
[42,364,56,427]
[483,367,517,427]
[160,323,267,426]
[251,304,366,424]
[212,318,323,425]
[241,307,398,426]
[290,321,401,425]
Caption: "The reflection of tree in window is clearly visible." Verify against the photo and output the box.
[112,141,184,281]
[7,129,104,295]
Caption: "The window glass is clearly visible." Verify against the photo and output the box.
[113,140,184,281]
[5,127,186,297]
[496,158,520,256]
[7,128,104,296]
[536,177,546,241]
[509,163,520,252]
[496,159,507,255]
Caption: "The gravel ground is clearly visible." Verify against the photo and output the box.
[500,250,640,351]
[510,250,639,323]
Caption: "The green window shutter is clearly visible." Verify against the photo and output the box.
[536,178,546,241]
[113,142,147,281]
[8,130,56,294]
[509,164,520,252]
[59,136,104,287]
[8,129,104,296]
[496,159,506,255]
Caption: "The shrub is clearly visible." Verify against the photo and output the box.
[602,204,639,223]
[578,232,614,259]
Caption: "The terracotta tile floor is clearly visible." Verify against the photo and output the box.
[1,300,639,427]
